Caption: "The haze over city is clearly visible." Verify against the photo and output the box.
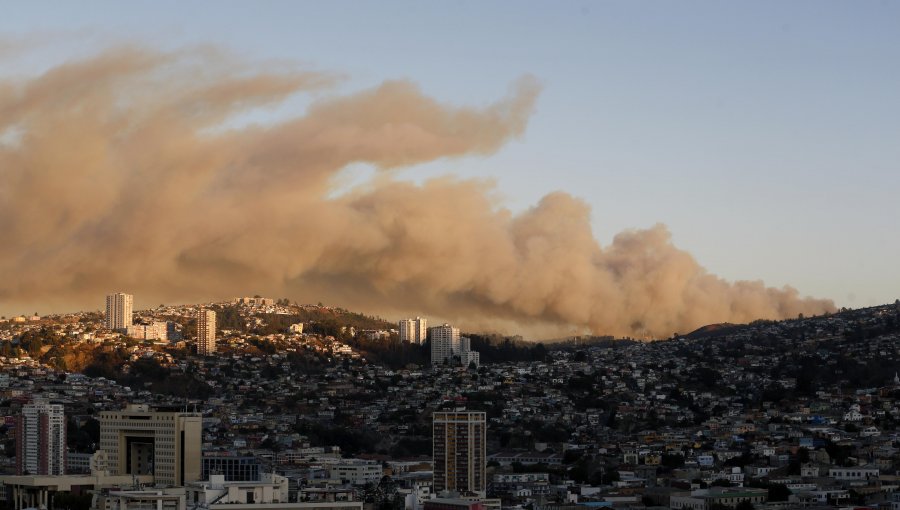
[2,5,900,510]
[2,2,898,338]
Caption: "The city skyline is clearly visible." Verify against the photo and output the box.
[1,3,898,338]
[0,290,896,509]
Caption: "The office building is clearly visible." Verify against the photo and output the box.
[433,411,486,495]
[105,293,133,332]
[197,309,216,355]
[399,317,427,344]
[187,473,363,510]
[16,400,66,476]
[98,404,202,487]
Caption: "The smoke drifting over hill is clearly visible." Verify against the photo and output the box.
[0,46,834,337]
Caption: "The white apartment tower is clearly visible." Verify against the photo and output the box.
[430,324,460,366]
[197,309,216,355]
[17,400,66,475]
[399,317,428,344]
[431,324,479,367]
[105,293,133,332]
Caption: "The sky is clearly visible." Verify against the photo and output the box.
[2,0,898,315]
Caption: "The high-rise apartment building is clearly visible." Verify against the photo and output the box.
[433,411,486,496]
[16,400,66,475]
[105,293,133,332]
[430,324,460,365]
[197,309,216,355]
[98,404,202,486]
[399,317,428,344]
[430,325,479,367]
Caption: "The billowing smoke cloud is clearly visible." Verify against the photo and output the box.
[0,46,834,337]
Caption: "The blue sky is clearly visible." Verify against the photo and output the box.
[3,0,899,308]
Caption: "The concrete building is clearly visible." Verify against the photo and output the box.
[197,309,216,356]
[430,325,479,367]
[233,297,275,307]
[187,474,362,510]
[828,466,880,481]
[399,317,427,344]
[97,488,186,510]
[128,321,168,341]
[16,400,66,476]
[98,404,202,487]
[460,351,480,369]
[430,325,459,366]
[202,455,261,482]
[433,411,486,496]
[670,487,767,509]
[327,460,382,485]
[106,293,133,332]
[66,452,93,474]
[423,499,484,510]
[0,473,153,510]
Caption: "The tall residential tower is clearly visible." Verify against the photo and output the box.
[399,317,428,344]
[430,324,460,365]
[105,293,133,332]
[430,324,479,367]
[16,400,66,475]
[433,410,486,496]
[197,309,216,355]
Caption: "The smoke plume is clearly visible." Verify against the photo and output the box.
[0,46,834,337]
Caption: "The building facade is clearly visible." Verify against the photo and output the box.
[433,411,486,496]
[430,325,460,366]
[202,455,261,482]
[98,404,202,487]
[327,460,383,485]
[16,400,66,475]
[197,309,217,356]
[399,317,428,344]
[430,325,479,367]
[233,297,275,306]
[128,321,169,341]
[105,293,134,332]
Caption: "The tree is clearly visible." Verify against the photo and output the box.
[53,493,93,510]
[735,501,755,510]
[662,453,685,468]
[767,484,790,502]
[601,469,620,485]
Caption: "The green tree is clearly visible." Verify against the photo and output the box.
[767,484,790,502]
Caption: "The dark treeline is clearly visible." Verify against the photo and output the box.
[208,305,392,338]
[346,334,549,369]
[82,349,212,398]
[466,334,548,363]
